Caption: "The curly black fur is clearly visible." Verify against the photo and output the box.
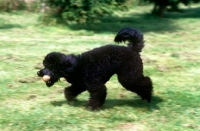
[37,28,153,110]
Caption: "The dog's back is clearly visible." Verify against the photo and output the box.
[81,44,138,64]
[79,44,142,84]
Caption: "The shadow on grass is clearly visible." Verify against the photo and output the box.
[67,6,200,34]
[0,17,23,29]
[0,24,23,29]
[50,95,163,110]
[103,95,163,110]
[68,13,176,34]
[165,6,200,19]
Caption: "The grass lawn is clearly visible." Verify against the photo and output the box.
[0,4,200,131]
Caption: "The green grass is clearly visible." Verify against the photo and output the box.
[0,4,200,131]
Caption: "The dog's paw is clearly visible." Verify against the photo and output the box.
[86,106,101,111]
[67,99,78,105]
[86,100,102,111]
[65,95,77,102]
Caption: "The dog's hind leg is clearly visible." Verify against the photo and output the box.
[64,84,86,101]
[86,84,107,110]
[118,75,153,103]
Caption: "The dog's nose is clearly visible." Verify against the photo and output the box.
[37,71,41,76]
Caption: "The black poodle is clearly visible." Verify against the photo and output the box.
[37,28,153,110]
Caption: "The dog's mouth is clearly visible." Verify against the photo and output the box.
[45,80,54,87]
[42,75,59,87]
[37,69,60,87]
[40,75,53,87]
[44,77,60,87]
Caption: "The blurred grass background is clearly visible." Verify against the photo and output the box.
[0,1,200,131]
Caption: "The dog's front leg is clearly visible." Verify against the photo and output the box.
[64,84,86,101]
[86,85,107,110]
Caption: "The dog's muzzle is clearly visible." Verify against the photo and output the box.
[37,70,54,87]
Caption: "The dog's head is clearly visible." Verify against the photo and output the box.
[37,52,78,87]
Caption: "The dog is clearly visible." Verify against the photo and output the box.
[37,28,153,110]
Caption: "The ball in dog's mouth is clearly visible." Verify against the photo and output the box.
[42,75,50,82]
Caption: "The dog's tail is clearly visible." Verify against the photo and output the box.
[114,28,144,52]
